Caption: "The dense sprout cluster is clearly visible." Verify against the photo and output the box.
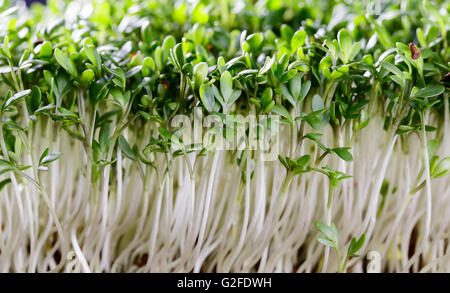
[0,0,449,272]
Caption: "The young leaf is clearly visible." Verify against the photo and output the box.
[381,62,405,87]
[118,135,136,160]
[26,86,41,114]
[193,62,208,89]
[220,71,233,103]
[84,44,101,73]
[317,236,336,248]
[431,157,450,179]
[299,80,311,101]
[158,127,173,141]
[142,57,155,77]
[0,178,11,192]
[38,42,53,58]
[414,85,445,98]
[243,33,263,52]
[1,36,11,59]
[272,105,293,125]
[291,29,306,52]
[347,233,366,257]
[281,85,295,107]
[289,74,301,100]
[39,149,62,165]
[54,48,78,78]
[259,56,275,75]
[3,89,31,110]
[296,154,311,167]
[315,221,338,244]
[337,29,352,63]
[349,42,361,61]
[80,69,95,86]
[199,84,215,112]
[332,147,353,162]
[311,94,324,112]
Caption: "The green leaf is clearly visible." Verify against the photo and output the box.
[104,66,126,91]
[380,180,390,197]
[192,2,209,24]
[157,128,171,141]
[84,44,101,73]
[243,33,263,52]
[80,69,95,86]
[193,62,208,89]
[414,85,445,98]
[0,178,11,192]
[14,137,22,158]
[431,157,450,179]
[38,42,53,58]
[354,109,370,131]
[217,56,226,74]
[332,147,353,162]
[337,29,352,63]
[272,105,293,125]
[331,64,349,80]
[427,139,439,159]
[99,124,110,151]
[3,89,31,110]
[118,135,136,160]
[315,221,339,244]
[41,152,62,165]
[416,28,427,48]
[381,62,405,87]
[281,85,295,107]
[174,43,185,67]
[296,155,310,167]
[259,56,275,75]
[26,86,41,114]
[54,48,78,78]
[220,71,233,103]
[1,36,11,59]
[305,113,323,130]
[278,155,289,170]
[162,35,176,62]
[311,94,324,112]
[299,80,311,101]
[199,84,215,112]
[289,74,301,100]
[291,29,306,52]
[280,24,293,42]
[142,57,155,77]
[303,133,328,152]
[89,82,109,106]
[348,233,366,257]
[172,2,187,24]
[317,236,336,248]
[349,42,361,61]
[39,148,62,165]
[227,90,241,107]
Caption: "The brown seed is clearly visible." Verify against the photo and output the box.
[408,43,421,60]
[34,38,44,46]
[163,77,169,90]
[442,72,450,88]
[134,253,148,267]
[206,43,216,55]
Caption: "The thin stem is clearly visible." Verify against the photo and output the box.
[420,110,433,249]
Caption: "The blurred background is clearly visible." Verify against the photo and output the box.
[24,0,46,6]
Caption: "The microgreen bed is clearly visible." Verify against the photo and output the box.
[0,0,449,273]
